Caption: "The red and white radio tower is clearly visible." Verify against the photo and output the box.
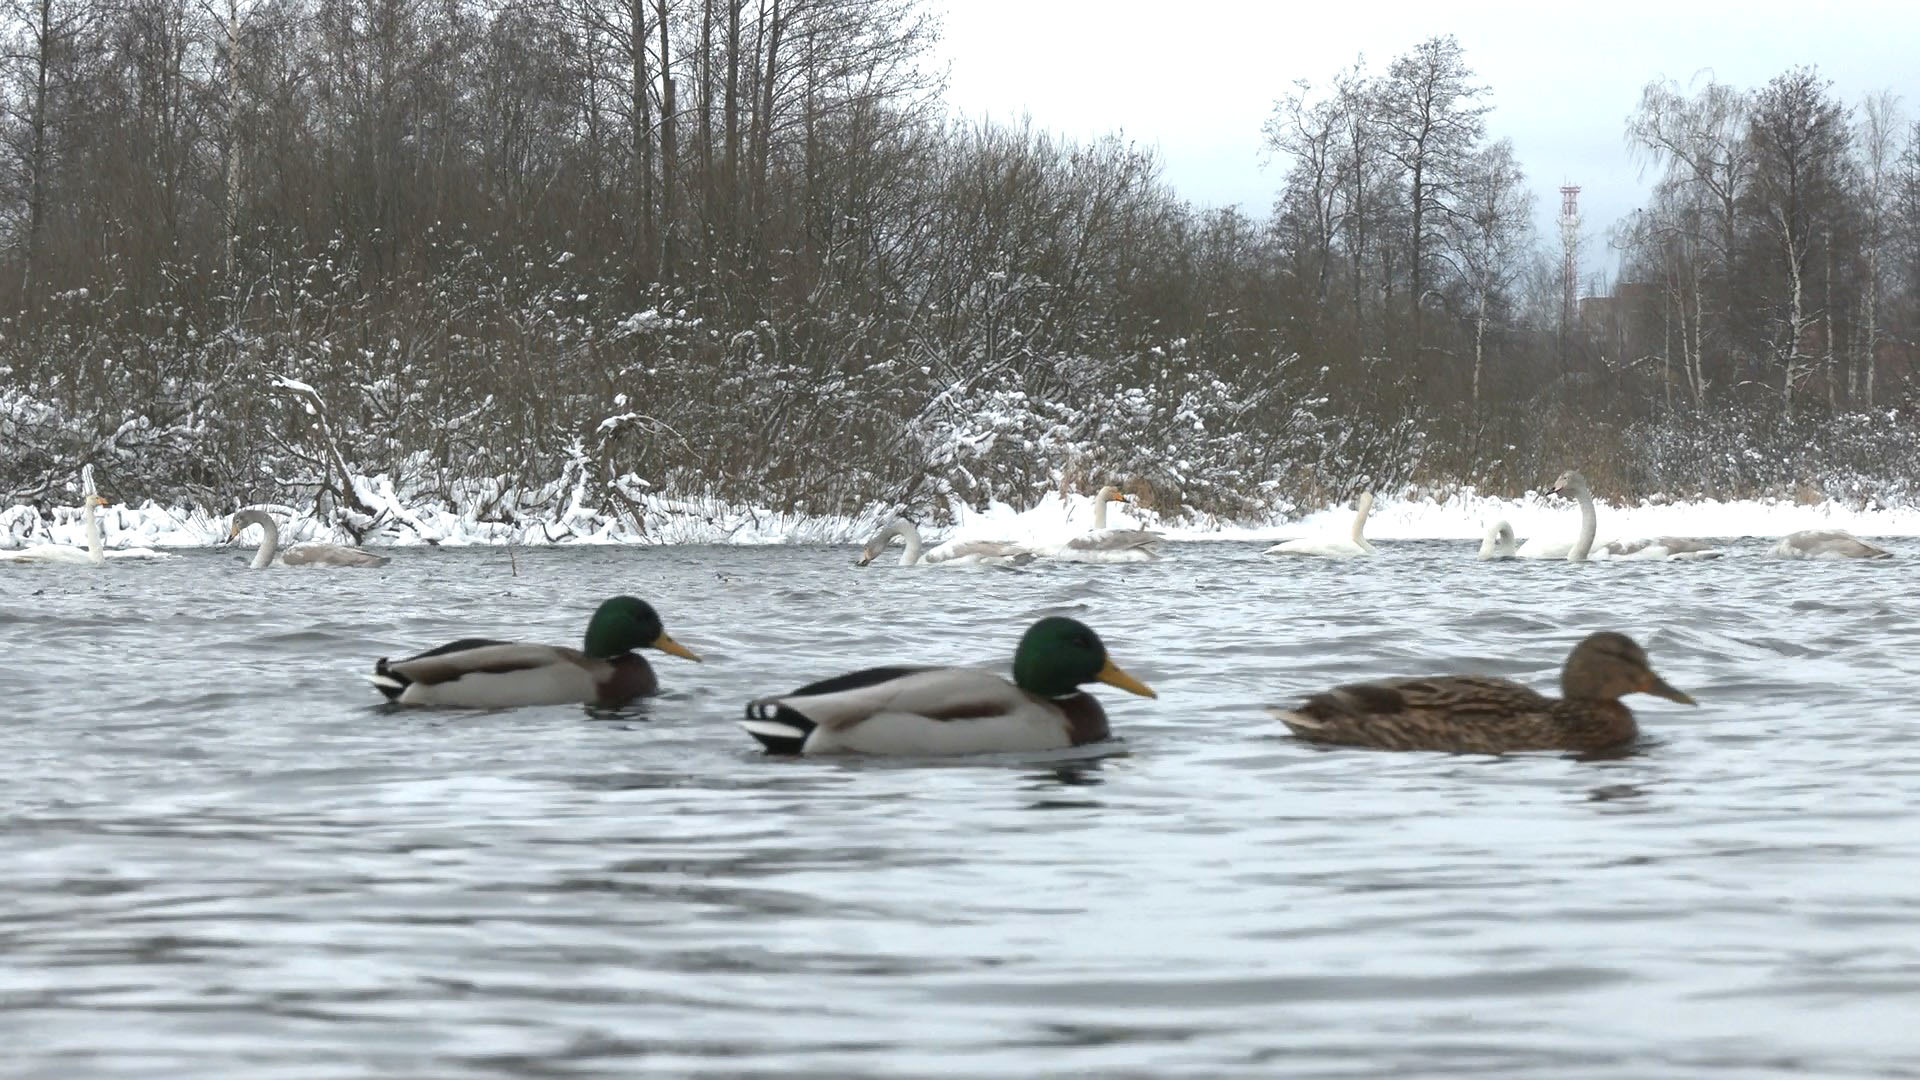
[1559,184,1581,332]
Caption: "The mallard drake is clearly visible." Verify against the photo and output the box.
[368,596,700,707]
[740,616,1156,755]
[1268,631,1693,754]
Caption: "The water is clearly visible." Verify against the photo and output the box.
[4,541,1919,1078]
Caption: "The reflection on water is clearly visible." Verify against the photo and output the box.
[3,540,1919,1077]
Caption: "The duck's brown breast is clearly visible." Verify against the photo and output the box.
[1056,692,1112,746]
[597,654,661,705]
[1547,700,1638,752]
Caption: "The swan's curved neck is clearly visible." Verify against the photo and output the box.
[83,500,104,565]
[1568,486,1596,562]
[248,514,281,568]
[1093,497,1109,531]
[1350,493,1373,544]
[893,520,923,565]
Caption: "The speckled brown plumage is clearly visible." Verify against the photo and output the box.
[1269,632,1693,754]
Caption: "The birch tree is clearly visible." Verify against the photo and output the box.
[1855,91,1900,407]
[1445,138,1531,408]
[1744,67,1850,415]
[1627,74,1752,394]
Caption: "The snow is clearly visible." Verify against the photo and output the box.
[6,485,1918,552]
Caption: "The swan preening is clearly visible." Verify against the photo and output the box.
[1769,529,1891,560]
[228,508,390,568]
[856,518,1034,566]
[1264,492,1376,558]
[1478,520,1518,559]
[0,493,169,564]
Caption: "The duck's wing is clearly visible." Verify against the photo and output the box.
[751,666,1015,728]
[379,642,574,683]
[370,641,601,706]
[1271,674,1553,752]
[283,543,390,567]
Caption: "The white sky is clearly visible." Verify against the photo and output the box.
[937,0,1920,282]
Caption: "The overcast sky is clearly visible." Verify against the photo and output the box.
[937,0,1919,283]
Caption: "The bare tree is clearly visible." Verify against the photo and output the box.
[1856,90,1900,407]
[0,0,94,302]
[1374,35,1487,374]
[1627,73,1753,395]
[1445,138,1532,408]
[1744,66,1851,415]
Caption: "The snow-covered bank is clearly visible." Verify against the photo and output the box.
[6,486,1920,553]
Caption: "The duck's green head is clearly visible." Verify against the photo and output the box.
[583,596,702,662]
[1011,616,1156,700]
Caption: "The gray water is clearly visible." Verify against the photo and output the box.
[4,541,1919,1079]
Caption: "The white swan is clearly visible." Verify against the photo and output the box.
[1265,492,1376,558]
[1526,471,1721,562]
[0,495,110,564]
[1477,520,1518,559]
[856,518,1034,566]
[1769,529,1892,560]
[228,508,390,568]
[1048,485,1163,563]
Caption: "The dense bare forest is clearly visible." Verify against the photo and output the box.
[1,2,1917,532]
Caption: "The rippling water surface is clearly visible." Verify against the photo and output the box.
[5,540,1919,1078]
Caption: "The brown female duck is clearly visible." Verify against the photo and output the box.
[1268,632,1693,754]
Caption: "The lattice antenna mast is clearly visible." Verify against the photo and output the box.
[1559,184,1581,331]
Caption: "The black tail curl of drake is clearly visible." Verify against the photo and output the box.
[741,699,817,755]
[368,658,409,702]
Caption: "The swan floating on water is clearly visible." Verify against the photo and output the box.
[229,508,390,568]
[856,518,1034,566]
[1523,471,1721,562]
[1478,520,1518,559]
[1048,486,1163,563]
[1769,529,1892,560]
[1265,492,1376,558]
[0,495,110,564]
[0,494,170,564]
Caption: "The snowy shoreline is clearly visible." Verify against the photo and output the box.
[7,487,1919,553]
